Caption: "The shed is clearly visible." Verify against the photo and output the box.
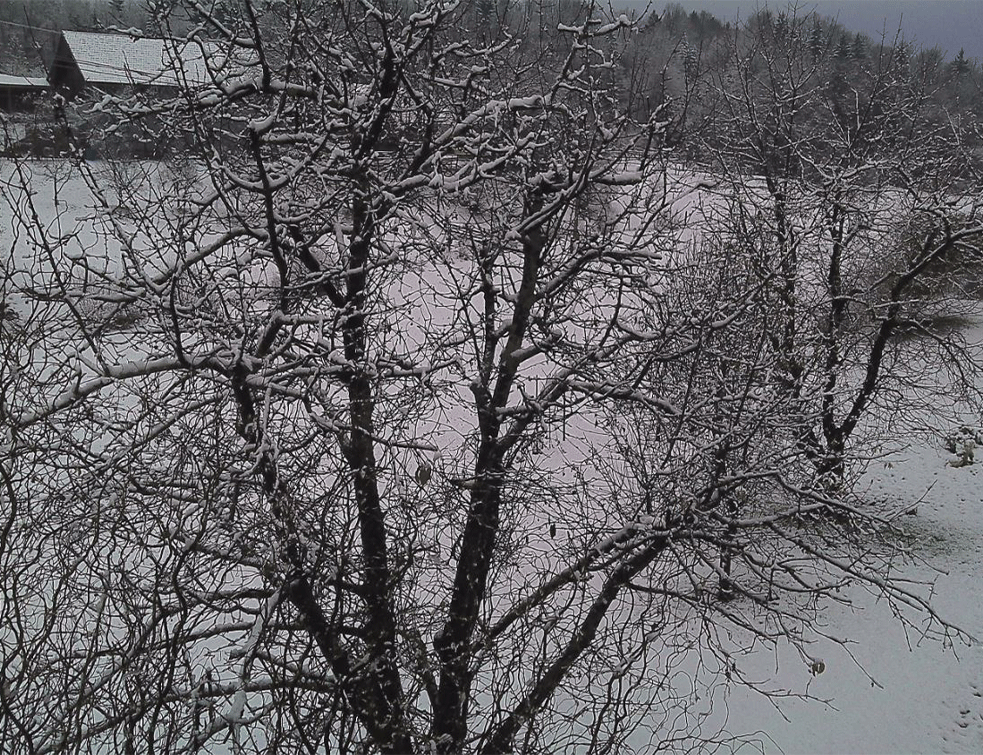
[0,73,48,112]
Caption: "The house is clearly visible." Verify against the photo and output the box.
[40,30,256,157]
[47,30,227,100]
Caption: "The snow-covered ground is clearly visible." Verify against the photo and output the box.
[723,367,983,752]
[4,159,983,753]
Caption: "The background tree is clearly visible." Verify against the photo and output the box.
[699,9,983,488]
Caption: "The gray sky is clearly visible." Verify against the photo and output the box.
[617,1,983,61]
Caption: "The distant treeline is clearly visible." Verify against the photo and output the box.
[3,0,980,160]
[621,4,983,162]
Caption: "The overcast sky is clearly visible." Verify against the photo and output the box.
[617,1,983,61]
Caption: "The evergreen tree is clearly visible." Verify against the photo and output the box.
[835,33,850,61]
[951,48,972,78]
[682,34,698,84]
[808,20,824,60]
[851,32,867,61]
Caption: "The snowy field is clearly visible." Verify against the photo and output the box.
[3,159,983,753]
[726,426,983,754]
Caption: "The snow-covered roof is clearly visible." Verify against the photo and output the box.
[0,74,48,89]
[59,31,228,88]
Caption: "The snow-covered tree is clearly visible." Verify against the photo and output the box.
[1,2,979,753]
[700,9,983,488]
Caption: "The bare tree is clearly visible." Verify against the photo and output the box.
[698,9,983,489]
[1,2,979,754]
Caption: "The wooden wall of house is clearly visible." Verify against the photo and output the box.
[47,36,85,97]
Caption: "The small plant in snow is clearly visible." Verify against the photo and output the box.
[945,425,983,467]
